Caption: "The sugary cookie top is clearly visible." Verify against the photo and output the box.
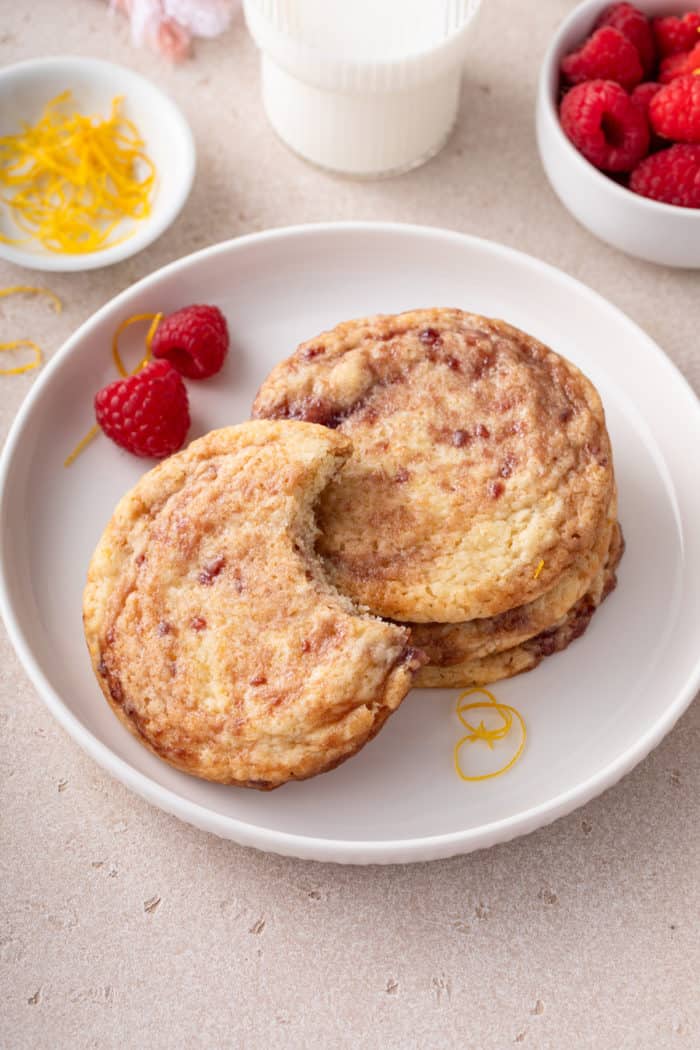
[253,309,614,622]
[83,420,417,788]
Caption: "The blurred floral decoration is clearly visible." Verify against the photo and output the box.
[110,0,238,61]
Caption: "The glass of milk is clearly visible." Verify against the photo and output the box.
[243,0,483,176]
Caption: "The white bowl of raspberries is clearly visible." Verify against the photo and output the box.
[537,0,700,267]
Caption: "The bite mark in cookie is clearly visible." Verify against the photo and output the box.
[83,421,422,788]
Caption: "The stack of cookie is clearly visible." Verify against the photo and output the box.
[253,308,623,688]
[84,307,622,790]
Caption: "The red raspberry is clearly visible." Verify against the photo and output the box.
[560,79,650,171]
[561,26,643,89]
[595,3,656,75]
[652,11,700,57]
[95,360,190,458]
[151,304,229,380]
[630,143,700,206]
[631,82,665,149]
[649,76,700,143]
[659,42,700,83]
[631,80,662,116]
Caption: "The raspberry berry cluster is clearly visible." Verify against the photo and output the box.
[559,3,700,207]
[95,304,229,460]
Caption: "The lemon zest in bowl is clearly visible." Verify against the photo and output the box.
[64,311,162,467]
[0,284,63,375]
[454,687,527,782]
[533,558,545,579]
[0,92,155,255]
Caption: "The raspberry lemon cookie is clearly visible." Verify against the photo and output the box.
[83,421,422,788]
[253,310,615,625]
[407,505,617,669]
[415,523,624,688]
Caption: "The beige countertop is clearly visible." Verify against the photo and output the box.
[1,2,698,1047]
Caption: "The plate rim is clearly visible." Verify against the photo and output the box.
[1,220,699,863]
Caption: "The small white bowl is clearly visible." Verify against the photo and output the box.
[536,0,700,268]
[0,57,195,272]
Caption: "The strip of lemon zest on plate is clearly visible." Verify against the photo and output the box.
[0,92,155,255]
[65,312,162,467]
[453,686,527,782]
[63,424,100,467]
[0,285,63,376]
[533,559,545,580]
[111,312,162,376]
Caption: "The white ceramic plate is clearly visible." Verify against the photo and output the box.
[0,57,195,271]
[1,223,699,864]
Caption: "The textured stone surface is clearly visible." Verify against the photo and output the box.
[1,3,698,1048]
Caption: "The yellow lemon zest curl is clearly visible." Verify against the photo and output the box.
[0,284,62,313]
[112,311,162,376]
[453,687,527,782]
[64,311,162,467]
[0,91,155,255]
[533,559,545,580]
[0,285,63,375]
[0,339,42,376]
[63,423,101,468]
